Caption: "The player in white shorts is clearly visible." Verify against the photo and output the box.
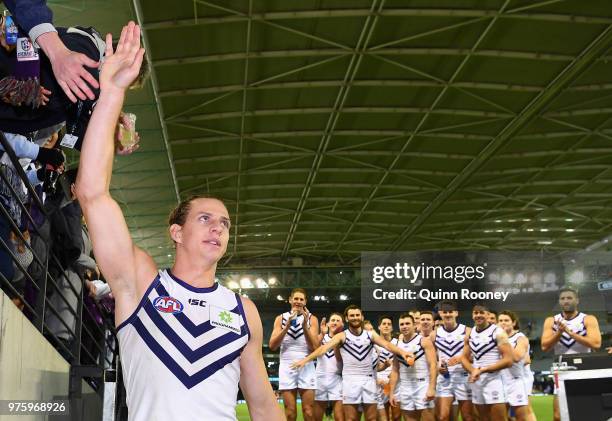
[314,312,344,421]
[459,304,513,421]
[541,287,601,421]
[417,311,437,421]
[269,288,320,421]
[498,311,531,421]
[291,305,413,421]
[433,301,474,421]
[373,315,400,421]
[388,313,437,421]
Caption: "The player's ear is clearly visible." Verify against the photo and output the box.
[169,223,183,244]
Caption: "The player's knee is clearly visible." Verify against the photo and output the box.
[302,403,314,417]
[284,407,297,421]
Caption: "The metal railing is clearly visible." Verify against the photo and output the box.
[0,131,119,377]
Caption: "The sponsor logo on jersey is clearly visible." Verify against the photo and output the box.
[153,296,184,314]
[210,304,241,334]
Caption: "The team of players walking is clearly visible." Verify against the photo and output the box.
[269,287,601,421]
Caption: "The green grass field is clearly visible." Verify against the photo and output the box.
[236,395,554,420]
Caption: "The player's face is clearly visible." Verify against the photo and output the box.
[559,291,578,312]
[378,318,392,335]
[420,315,434,332]
[289,292,307,310]
[398,317,414,336]
[178,198,230,263]
[487,312,498,324]
[346,309,363,328]
[498,314,514,334]
[472,309,488,327]
[410,311,421,331]
[328,314,343,333]
[439,310,458,322]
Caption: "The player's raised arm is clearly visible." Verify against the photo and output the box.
[75,22,156,324]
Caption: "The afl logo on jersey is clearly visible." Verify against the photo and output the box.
[153,296,184,314]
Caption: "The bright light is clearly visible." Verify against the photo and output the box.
[527,228,534,232]
[268,277,277,285]
[167,254,172,257]
[242,293,249,298]
[540,228,549,232]
[569,270,584,284]
[255,278,268,289]
[276,295,284,301]
[565,218,573,222]
[320,295,327,301]
[566,228,575,232]
[495,220,502,223]
[538,240,552,245]
[227,281,240,290]
[523,218,531,222]
[496,229,503,233]
[540,218,548,222]
[339,294,348,301]
[240,277,253,289]
[484,229,492,233]
[508,219,516,222]
[314,295,321,301]
[339,271,343,275]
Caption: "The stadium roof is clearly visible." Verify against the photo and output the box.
[55,0,612,267]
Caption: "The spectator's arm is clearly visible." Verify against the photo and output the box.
[3,0,99,102]
[2,0,54,38]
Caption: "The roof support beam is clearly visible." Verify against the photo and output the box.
[281,0,386,258]
[390,7,612,251]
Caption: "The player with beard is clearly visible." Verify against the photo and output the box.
[460,304,513,421]
[417,311,436,421]
[292,305,413,421]
[314,312,345,421]
[388,313,437,421]
[541,287,601,421]
[434,301,474,421]
[269,288,319,421]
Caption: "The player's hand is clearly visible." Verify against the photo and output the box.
[320,317,328,334]
[302,307,311,318]
[606,347,612,355]
[469,367,481,382]
[439,363,449,374]
[115,130,140,155]
[389,394,398,407]
[447,356,461,366]
[100,22,145,93]
[290,359,306,370]
[402,352,415,366]
[425,387,436,401]
[287,310,298,322]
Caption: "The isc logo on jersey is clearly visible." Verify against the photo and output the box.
[154,296,184,314]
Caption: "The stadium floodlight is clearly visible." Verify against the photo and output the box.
[339,294,348,301]
[276,295,284,301]
[255,278,268,289]
[314,296,321,301]
[566,228,575,232]
[569,270,584,284]
[227,281,240,290]
[240,277,254,289]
